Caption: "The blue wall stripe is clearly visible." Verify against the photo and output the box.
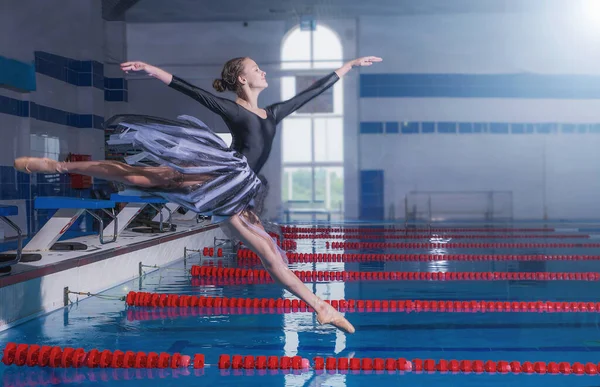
[361,121,600,134]
[31,51,127,102]
[34,51,105,90]
[2,52,128,102]
[0,96,104,130]
[360,170,384,220]
[360,122,384,134]
[0,56,36,91]
[360,73,600,99]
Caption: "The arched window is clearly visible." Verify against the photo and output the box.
[280,24,344,222]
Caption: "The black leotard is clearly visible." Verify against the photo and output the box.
[168,72,339,173]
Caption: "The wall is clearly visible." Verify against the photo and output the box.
[0,0,129,235]
[357,12,600,221]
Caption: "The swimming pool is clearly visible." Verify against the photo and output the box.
[2,224,600,386]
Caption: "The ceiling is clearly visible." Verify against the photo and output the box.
[113,0,555,23]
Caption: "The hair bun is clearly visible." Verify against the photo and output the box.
[212,78,226,92]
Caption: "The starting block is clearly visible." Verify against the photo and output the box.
[23,197,117,252]
[0,205,42,274]
[105,193,172,237]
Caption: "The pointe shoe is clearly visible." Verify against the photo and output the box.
[315,299,356,334]
[14,157,65,174]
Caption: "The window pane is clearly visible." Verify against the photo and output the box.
[283,167,313,202]
[313,26,343,69]
[314,118,343,162]
[281,28,311,70]
[30,134,60,159]
[281,76,296,100]
[282,118,312,163]
[315,167,344,210]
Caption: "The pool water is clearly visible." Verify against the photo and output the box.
[2,226,600,386]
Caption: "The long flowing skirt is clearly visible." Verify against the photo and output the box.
[105,114,261,218]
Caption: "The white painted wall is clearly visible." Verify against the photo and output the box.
[357,12,600,220]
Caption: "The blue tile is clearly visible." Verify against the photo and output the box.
[105,77,124,90]
[93,73,104,90]
[78,73,92,87]
[3,170,16,186]
[511,123,525,134]
[360,170,384,220]
[400,122,418,134]
[20,101,29,117]
[377,87,400,97]
[16,171,30,185]
[490,123,509,134]
[93,115,104,129]
[80,61,92,72]
[437,122,456,133]
[536,123,556,134]
[473,123,486,133]
[104,90,125,101]
[591,124,600,133]
[360,122,384,134]
[68,59,83,72]
[0,96,16,115]
[562,124,576,133]
[51,107,68,125]
[92,61,104,75]
[384,122,399,133]
[360,85,377,98]
[421,122,435,133]
[577,124,588,133]
[459,123,473,133]
[17,184,30,200]
[67,113,79,128]
[66,69,78,85]
[34,52,67,67]
[79,114,92,128]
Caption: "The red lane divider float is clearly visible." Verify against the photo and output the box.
[329,241,600,249]
[312,356,597,375]
[201,242,296,257]
[1,343,204,369]
[124,291,600,315]
[190,265,600,282]
[217,354,310,370]
[282,226,557,233]
[236,249,600,263]
[284,233,590,240]
[4,345,598,377]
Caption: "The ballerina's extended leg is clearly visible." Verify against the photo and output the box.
[14,157,209,188]
[221,210,355,334]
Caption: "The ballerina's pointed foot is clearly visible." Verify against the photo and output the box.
[14,157,64,174]
[316,302,356,334]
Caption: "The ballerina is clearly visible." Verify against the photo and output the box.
[15,54,382,334]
